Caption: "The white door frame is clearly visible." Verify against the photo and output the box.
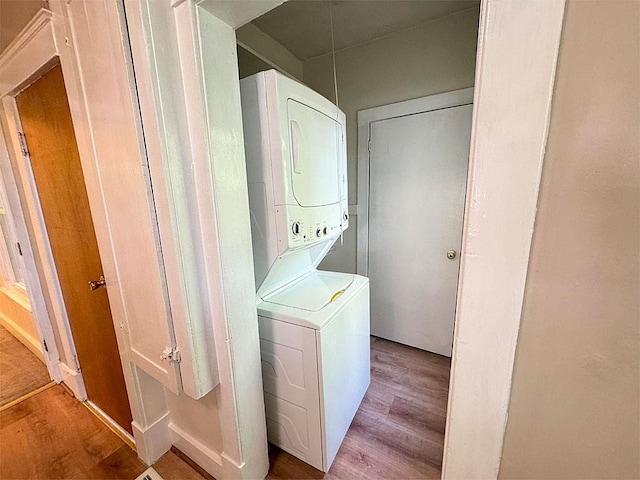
[356,87,474,276]
[178,0,565,476]
[353,0,565,476]
[0,0,567,477]
[0,9,86,398]
[0,115,64,382]
[442,0,565,477]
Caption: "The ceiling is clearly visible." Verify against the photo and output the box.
[249,0,479,61]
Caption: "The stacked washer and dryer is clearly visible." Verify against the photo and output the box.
[240,70,370,472]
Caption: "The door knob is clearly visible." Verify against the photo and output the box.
[89,275,106,291]
[446,250,457,260]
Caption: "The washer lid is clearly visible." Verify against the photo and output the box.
[263,271,354,312]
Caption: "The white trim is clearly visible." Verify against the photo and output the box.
[168,423,225,478]
[356,88,474,277]
[235,23,304,81]
[198,0,286,29]
[0,10,57,97]
[59,361,87,401]
[125,1,269,477]
[442,0,566,478]
[125,0,219,399]
[132,412,172,466]
[1,94,79,387]
[0,16,74,385]
[85,399,136,449]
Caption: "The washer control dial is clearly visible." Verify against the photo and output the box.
[292,221,301,235]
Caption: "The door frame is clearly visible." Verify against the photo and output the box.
[130,0,566,476]
[0,113,65,383]
[0,10,86,398]
[356,87,474,277]
[0,0,567,477]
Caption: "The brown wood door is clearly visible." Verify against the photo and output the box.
[16,65,133,433]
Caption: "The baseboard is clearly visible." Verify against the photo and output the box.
[169,423,228,479]
[59,362,87,400]
[132,412,172,466]
[85,400,136,450]
[0,312,43,362]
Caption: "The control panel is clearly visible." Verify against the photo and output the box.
[282,204,348,250]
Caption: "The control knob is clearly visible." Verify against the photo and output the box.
[292,221,301,235]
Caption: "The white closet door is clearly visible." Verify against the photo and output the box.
[368,104,472,356]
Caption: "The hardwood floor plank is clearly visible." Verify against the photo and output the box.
[153,448,211,480]
[0,397,33,429]
[79,445,147,479]
[388,395,447,436]
[267,445,327,480]
[328,426,441,480]
[349,407,444,471]
[0,386,123,479]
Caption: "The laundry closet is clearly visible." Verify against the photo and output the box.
[236,0,480,475]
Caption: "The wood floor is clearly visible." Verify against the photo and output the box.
[0,336,449,479]
[0,325,51,406]
[267,336,451,479]
[0,384,209,480]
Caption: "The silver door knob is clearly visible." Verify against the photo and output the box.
[89,275,106,290]
[447,250,457,260]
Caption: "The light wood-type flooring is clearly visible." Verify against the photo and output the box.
[267,336,451,479]
[0,384,210,480]
[0,336,449,479]
[0,325,51,406]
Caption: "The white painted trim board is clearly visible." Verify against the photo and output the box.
[442,0,566,477]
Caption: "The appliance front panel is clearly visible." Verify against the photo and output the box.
[287,99,342,207]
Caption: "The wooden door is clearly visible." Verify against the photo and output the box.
[16,65,133,433]
[367,104,472,356]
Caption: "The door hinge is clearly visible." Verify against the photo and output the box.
[43,339,48,352]
[16,242,22,256]
[161,347,181,363]
[72,354,81,373]
[368,139,372,152]
[17,132,29,157]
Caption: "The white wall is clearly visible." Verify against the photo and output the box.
[303,7,479,273]
[499,1,640,477]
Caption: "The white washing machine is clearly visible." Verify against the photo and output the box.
[240,70,370,471]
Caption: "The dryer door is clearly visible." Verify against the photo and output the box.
[288,99,342,207]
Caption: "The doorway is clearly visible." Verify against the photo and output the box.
[360,92,473,357]
[235,0,480,475]
[13,64,132,433]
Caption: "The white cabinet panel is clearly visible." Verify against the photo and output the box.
[258,316,323,470]
[64,0,181,392]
